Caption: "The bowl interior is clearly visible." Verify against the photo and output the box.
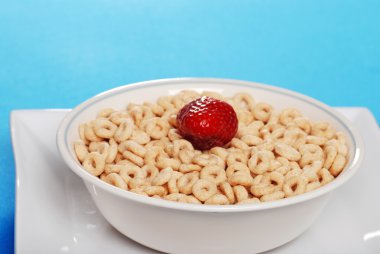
[58,78,362,211]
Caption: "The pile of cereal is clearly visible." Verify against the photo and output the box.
[74,91,348,205]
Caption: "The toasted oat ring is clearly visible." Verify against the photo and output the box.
[119,166,146,185]
[151,167,173,186]
[104,173,128,190]
[260,191,285,202]
[144,186,167,197]
[218,182,235,204]
[178,171,200,195]
[84,123,103,142]
[233,92,255,110]
[279,108,302,125]
[200,165,227,185]
[205,194,229,205]
[93,118,117,139]
[226,151,248,166]
[118,140,146,157]
[250,183,275,197]
[306,181,321,192]
[311,122,335,139]
[226,162,250,178]
[164,193,187,202]
[253,103,273,123]
[89,141,109,158]
[114,118,134,143]
[318,168,335,185]
[274,143,301,161]
[240,135,263,146]
[140,165,159,183]
[237,198,261,205]
[192,179,217,202]
[283,176,307,197]
[330,154,346,176]
[168,171,183,194]
[144,117,170,140]
[82,152,106,176]
[74,141,88,163]
[228,173,253,187]
[233,185,249,203]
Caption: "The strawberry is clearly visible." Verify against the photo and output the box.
[176,96,238,150]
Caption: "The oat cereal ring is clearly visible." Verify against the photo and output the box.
[306,135,328,146]
[181,195,202,204]
[323,145,338,169]
[140,165,159,183]
[226,162,250,178]
[209,147,229,161]
[84,123,103,142]
[306,181,321,192]
[74,141,88,163]
[237,121,263,137]
[143,117,170,140]
[144,146,162,166]
[177,171,200,195]
[157,96,175,110]
[311,122,335,139]
[129,129,150,145]
[151,167,173,186]
[318,168,335,185]
[293,117,311,134]
[144,186,167,197]
[283,176,307,197]
[168,129,183,142]
[233,92,255,111]
[109,111,130,126]
[164,193,187,202]
[325,139,348,156]
[105,164,128,174]
[143,102,165,117]
[289,161,301,171]
[200,165,227,185]
[279,108,302,125]
[93,118,117,139]
[193,154,225,168]
[156,155,181,170]
[274,143,301,161]
[129,187,149,196]
[89,141,109,158]
[118,140,146,157]
[230,138,250,150]
[228,173,253,187]
[226,151,248,166]
[283,129,306,148]
[253,103,273,123]
[119,165,146,183]
[240,135,263,146]
[236,109,254,125]
[192,179,218,202]
[105,173,128,190]
[329,154,346,176]
[168,171,184,194]
[179,164,202,173]
[260,191,285,202]
[218,182,235,204]
[237,198,261,205]
[82,152,106,176]
[250,151,273,175]
[78,124,90,145]
[233,185,250,202]
[265,171,284,191]
[96,108,116,119]
[250,183,275,197]
[129,106,154,126]
[205,194,229,205]
[113,118,134,143]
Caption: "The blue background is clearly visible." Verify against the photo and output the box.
[1,0,379,253]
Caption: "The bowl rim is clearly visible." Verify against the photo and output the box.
[56,77,365,213]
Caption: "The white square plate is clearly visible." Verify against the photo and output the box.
[11,108,380,254]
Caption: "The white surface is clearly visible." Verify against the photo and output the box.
[12,108,380,254]
[55,79,364,254]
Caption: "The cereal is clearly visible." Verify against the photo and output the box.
[74,91,349,205]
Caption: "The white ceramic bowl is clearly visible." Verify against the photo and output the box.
[56,78,364,254]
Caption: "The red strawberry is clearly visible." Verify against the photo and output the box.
[176,96,238,150]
